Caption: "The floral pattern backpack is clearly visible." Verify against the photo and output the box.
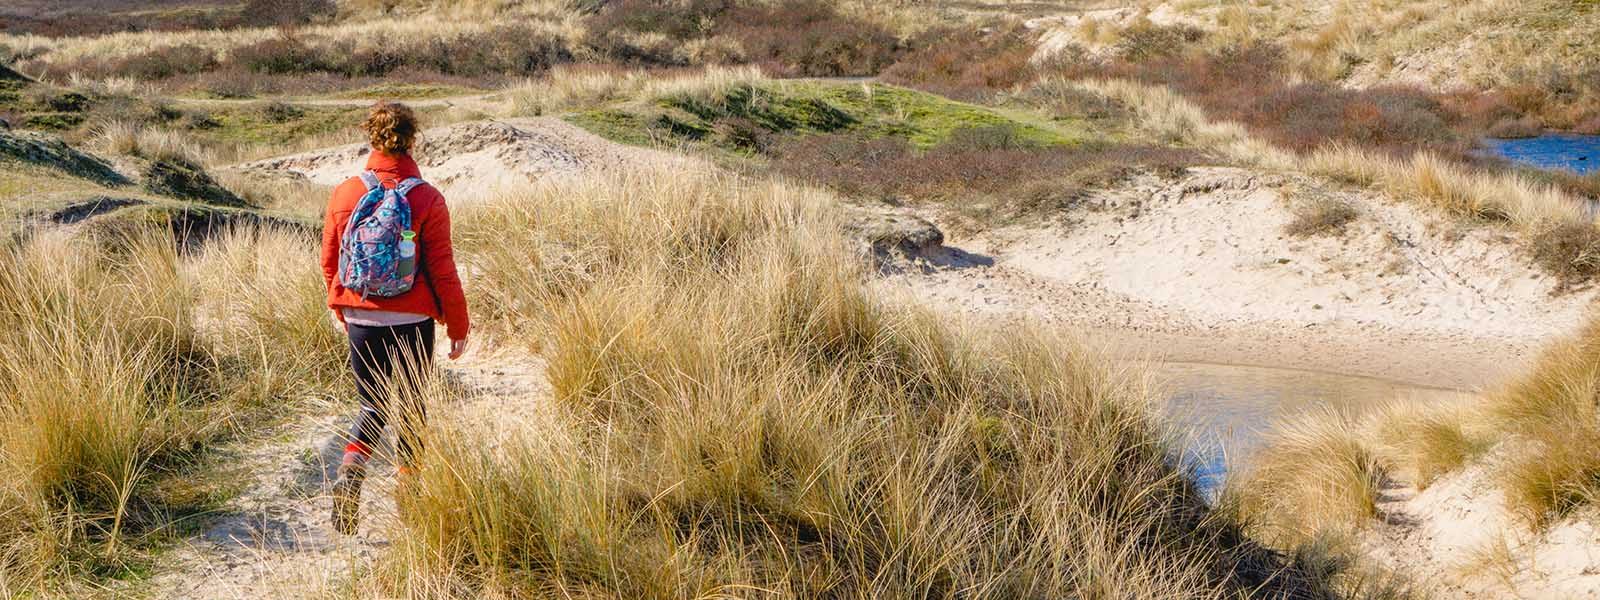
[338,171,423,298]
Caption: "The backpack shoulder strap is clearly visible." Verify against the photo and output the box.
[357,170,382,191]
[394,177,426,196]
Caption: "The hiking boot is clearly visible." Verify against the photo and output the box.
[331,461,366,535]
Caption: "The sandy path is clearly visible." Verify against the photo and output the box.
[1362,448,1600,598]
[139,348,551,599]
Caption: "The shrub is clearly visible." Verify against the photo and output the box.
[1527,221,1600,285]
[1114,21,1205,62]
[1487,116,1544,139]
[1284,194,1359,237]
[116,44,219,80]
[230,35,328,75]
[723,1,901,77]
[883,24,1040,101]
[258,101,305,124]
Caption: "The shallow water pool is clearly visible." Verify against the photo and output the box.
[1483,133,1600,174]
[1151,362,1473,495]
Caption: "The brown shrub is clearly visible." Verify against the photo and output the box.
[882,24,1041,101]
[230,34,329,75]
[1113,22,1205,62]
[585,0,899,76]
[726,4,900,77]
[1528,221,1600,285]
[774,130,1200,221]
[1487,116,1544,139]
[1284,195,1359,237]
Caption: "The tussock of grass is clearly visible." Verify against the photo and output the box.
[1229,411,1384,547]
[92,119,210,165]
[1285,193,1360,238]
[1370,404,1488,489]
[375,169,1350,598]
[1478,318,1600,524]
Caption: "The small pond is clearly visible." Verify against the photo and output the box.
[1152,362,1473,496]
[1483,133,1600,174]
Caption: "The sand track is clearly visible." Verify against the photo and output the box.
[140,349,551,600]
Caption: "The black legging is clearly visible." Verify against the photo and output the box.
[346,319,434,467]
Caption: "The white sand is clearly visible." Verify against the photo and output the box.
[882,167,1595,390]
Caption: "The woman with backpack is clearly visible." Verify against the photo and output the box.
[320,101,470,535]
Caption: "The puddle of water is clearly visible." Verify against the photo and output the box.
[1483,133,1600,174]
[1150,362,1474,495]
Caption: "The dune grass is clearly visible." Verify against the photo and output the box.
[0,224,341,591]
[1228,411,1386,549]
[358,168,1382,599]
[1481,318,1600,524]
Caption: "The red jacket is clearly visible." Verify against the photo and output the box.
[321,151,470,341]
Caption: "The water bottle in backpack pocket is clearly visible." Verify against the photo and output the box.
[338,171,425,298]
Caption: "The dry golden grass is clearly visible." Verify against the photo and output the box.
[1305,146,1588,229]
[1481,317,1600,524]
[1,13,582,68]
[507,65,768,117]
[92,120,212,165]
[1228,410,1385,548]
[0,224,341,589]
[360,168,1370,598]
[1370,403,1489,490]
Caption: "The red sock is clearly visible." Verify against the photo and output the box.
[342,441,372,465]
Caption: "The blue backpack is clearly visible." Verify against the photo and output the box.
[338,171,423,298]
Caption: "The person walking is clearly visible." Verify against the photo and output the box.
[320,101,470,535]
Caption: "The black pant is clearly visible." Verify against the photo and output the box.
[346,319,435,467]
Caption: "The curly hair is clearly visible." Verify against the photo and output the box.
[362,101,418,155]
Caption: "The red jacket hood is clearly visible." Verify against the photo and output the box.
[365,150,421,182]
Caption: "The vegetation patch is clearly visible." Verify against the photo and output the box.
[331,82,481,100]
[141,158,249,207]
[1284,194,1360,238]
[1527,222,1600,285]
[1478,318,1600,524]
[585,0,902,77]
[571,80,1191,227]
[0,129,128,187]
[0,223,341,586]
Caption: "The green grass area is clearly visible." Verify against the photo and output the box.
[195,103,364,147]
[568,82,1102,156]
[331,82,484,100]
[0,79,92,132]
